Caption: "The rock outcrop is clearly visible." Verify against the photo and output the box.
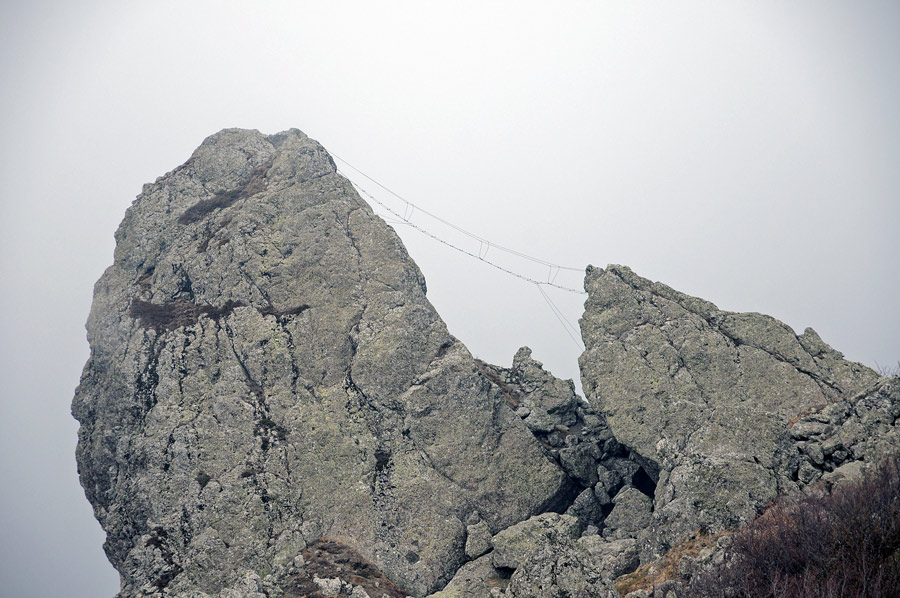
[74,129,897,598]
[72,129,571,597]
[579,264,884,560]
[424,351,658,597]
[789,375,900,485]
[478,349,658,535]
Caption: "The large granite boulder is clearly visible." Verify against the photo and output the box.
[72,128,571,597]
[578,264,882,557]
[426,513,636,598]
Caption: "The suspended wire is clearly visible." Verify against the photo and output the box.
[331,152,584,273]
[341,170,585,294]
[536,283,584,350]
[537,284,581,341]
[329,155,589,349]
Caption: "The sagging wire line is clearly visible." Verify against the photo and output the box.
[536,283,584,350]
[331,152,584,274]
[341,169,586,294]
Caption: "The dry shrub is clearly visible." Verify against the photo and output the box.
[281,539,409,598]
[615,532,726,595]
[177,159,272,225]
[475,359,522,408]
[689,452,900,597]
[129,299,246,330]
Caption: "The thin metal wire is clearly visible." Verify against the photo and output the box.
[331,153,584,272]
[341,170,586,294]
[536,283,584,350]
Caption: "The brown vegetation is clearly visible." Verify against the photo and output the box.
[614,532,726,595]
[689,452,900,597]
[130,299,310,331]
[475,359,521,409]
[178,159,272,225]
[281,539,408,598]
[129,298,245,330]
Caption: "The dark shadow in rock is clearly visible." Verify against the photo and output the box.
[632,466,657,499]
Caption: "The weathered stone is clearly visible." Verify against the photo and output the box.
[558,443,602,487]
[602,458,640,486]
[821,460,867,485]
[464,521,492,560]
[477,347,582,437]
[593,484,612,506]
[831,448,850,464]
[579,536,640,578]
[313,576,344,596]
[565,487,604,528]
[72,129,570,597]
[425,554,506,598]
[523,410,558,434]
[595,464,619,495]
[511,347,581,425]
[578,264,880,557]
[801,441,825,466]
[795,377,899,477]
[789,420,831,440]
[491,513,581,571]
[603,487,653,539]
[797,460,822,485]
[821,436,844,456]
[73,131,899,598]
[503,536,625,598]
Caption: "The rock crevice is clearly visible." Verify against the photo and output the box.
[579,264,884,562]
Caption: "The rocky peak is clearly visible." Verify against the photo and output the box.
[73,129,570,597]
[73,131,897,598]
[579,264,884,558]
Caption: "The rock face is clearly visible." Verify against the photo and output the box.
[478,349,657,535]
[74,129,897,598]
[72,129,571,597]
[790,375,900,486]
[579,264,883,558]
[423,351,656,597]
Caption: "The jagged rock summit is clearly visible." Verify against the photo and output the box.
[579,264,888,560]
[75,129,898,598]
[73,129,571,597]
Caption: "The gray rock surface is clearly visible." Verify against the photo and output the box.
[491,513,581,571]
[72,128,570,597]
[478,347,650,533]
[579,264,882,558]
[431,513,635,598]
[425,554,507,598]
[73,131,898,598]
[502,534,634,598]
[464,520,493,560]
[603,488,653,540]
[791,375,900,485]
[476,348,581,439]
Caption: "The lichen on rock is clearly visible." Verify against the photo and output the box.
[73,130,898,598]
[73,128,570,597]
[578,264,883,560]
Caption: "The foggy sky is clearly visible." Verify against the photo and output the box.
[1,2,898,596]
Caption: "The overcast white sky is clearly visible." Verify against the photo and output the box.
[1,2,898,596]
